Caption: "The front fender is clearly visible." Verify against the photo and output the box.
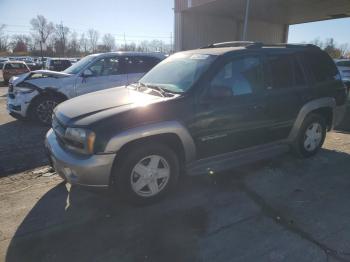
[104,121,196,163]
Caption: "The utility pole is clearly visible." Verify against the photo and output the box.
[170,32,173,53]
[242,0,251,41]
[61,21,65,57]
[39,40,43,69]
[124,33,126,51]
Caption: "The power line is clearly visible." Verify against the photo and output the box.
[1,23,172,39]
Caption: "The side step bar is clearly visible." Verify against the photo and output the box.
[186,142,290,176]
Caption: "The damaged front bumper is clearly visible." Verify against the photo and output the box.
[7,90,39,118]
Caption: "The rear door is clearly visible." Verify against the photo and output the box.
[75,56,127,96]
[263,51,307,141]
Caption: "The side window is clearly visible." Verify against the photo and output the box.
[302,51,339,83]
[88,57,122,76]
[211,56,263,96]
[267,54,294,89]
[5,63,13,69]
[292,55,307,86]
[143,57,160,71]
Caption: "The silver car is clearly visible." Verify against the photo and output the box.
[335,59,350,87]
[7,52,165,125]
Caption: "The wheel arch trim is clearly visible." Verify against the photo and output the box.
[104,121,196,163]
[288,97,336,142]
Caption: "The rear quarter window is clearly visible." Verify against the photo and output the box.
[302,51,339,83]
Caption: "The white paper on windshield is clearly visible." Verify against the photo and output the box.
[190,54,210,60]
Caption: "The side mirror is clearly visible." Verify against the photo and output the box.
[82,69,94,78]
[209,85,233,99]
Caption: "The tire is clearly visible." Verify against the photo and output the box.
[29,95,64,126]
[112,143,180,205]
[293,113,327,158]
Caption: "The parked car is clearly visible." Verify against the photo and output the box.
[0,57,9,70]
[45,42,347,205]
[335,59,350,88]
[45,58,72,71]
[7,52,166,124]
[2,61,30,84]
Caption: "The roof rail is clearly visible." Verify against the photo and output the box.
[201,41,263,49]
[262,43,320,49]
[201,41,319,50]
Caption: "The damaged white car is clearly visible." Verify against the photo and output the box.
[7,52,165,125]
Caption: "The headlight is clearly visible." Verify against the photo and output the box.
[65,128,96,154]
[13,86,35,94]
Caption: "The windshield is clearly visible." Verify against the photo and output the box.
[63,55,97,74]
[139,52,216,93]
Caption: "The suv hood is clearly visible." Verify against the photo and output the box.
[11,70,72,86]
[55,86,166,126]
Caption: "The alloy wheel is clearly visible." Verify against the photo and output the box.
[303,122,323,152]
[130,155,170,197]
[36,100,58,125]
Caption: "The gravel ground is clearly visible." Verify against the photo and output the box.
[1,80,350,262]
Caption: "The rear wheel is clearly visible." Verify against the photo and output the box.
[112,143,180,205]
[30,96,63,126]
[293,114,327,158]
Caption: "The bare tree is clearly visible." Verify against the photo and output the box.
[11,34,31,53]
[68,32,80,56]
[30,15,54,53]
[0,24,10,52]
[339,43,350,58]
[54,23,70,56]
[79,33,88,54]
[87,29,99,53]
[102,33,116,52]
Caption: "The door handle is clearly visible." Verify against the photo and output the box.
[253,105,265,110]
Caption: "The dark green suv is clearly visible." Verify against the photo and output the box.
[46,42,347,204]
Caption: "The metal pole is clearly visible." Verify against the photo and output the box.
[242,0,251,41]
[40,41,44,69]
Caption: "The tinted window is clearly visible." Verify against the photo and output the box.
[293,55,306,86]
[268,54,294,89]
[88,57,123,76]
[5,63,22,69]
[302,51,339,83]
[336,61,350,67]
[126,56,160,74]
[211,56,263,96]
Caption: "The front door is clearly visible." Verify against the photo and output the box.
[75,56,127,96]
[190,54,272,159]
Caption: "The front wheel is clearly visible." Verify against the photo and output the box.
[30,96,63,126]
[113,143,180,205]
[293,114,327,158]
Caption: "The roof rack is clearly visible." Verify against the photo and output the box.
[201,41,319,50]
[201,41,263,49]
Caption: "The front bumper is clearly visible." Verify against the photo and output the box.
[45,129,116,187]
[6,90,39,118]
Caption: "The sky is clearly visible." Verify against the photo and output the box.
[0,0,350,46]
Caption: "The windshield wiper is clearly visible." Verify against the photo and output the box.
[137,82,168,97]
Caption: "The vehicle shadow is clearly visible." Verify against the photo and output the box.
[5,148,350,262]
[5,177,209,262]
[0,119,49,176]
